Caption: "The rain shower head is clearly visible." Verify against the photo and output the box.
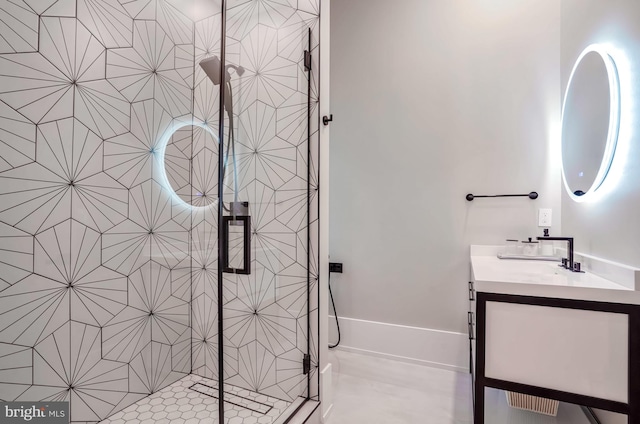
[200,56,221,85]
[199,56,245,86]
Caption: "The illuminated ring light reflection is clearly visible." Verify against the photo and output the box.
[157,119,219,210]
[561,44,621,203]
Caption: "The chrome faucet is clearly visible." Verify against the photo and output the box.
[536,236,577,271]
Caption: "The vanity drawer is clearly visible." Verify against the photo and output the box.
[484,301,628,403]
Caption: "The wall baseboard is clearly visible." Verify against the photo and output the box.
[321,403,333,423]
[320,363,333,423]
[329,316,469,373]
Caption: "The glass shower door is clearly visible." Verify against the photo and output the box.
[214,0,321,422]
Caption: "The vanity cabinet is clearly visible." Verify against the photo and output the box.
[469,246,640,424]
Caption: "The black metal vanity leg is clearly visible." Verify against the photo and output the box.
[474,380,484,423]
[474,294,486,424]
[629,311,640,424]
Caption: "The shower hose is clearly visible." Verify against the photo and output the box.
[329,272,341,349]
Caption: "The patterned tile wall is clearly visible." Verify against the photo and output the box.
[0,0,319,422]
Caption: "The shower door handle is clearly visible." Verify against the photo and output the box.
[222,203,251,275]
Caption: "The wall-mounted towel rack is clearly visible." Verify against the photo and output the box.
[466,192,538,201]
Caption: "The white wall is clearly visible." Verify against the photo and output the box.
[319,0,332,419]
[560,1,640,422]
[329,0,561,335]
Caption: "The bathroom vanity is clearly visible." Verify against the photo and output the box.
[469,245,640,424]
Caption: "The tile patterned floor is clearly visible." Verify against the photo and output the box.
[100,374,291,424]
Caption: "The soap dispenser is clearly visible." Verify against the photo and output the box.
[503,239,519,255]
[521,238,539,256]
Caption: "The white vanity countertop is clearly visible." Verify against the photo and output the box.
[470,245,640,305]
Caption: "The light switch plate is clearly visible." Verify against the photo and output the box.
[538,208,552,227]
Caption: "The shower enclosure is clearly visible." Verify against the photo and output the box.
[0,0,320,422]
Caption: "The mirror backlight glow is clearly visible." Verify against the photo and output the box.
[561,44,621,203]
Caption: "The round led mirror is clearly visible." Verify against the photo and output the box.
[159,121,219,209]
[561,45,620,202]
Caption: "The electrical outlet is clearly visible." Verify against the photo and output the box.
[538,208,552,227]
[329,262,343,273]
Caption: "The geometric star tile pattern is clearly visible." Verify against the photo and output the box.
[0,0,320,422]
[107,20,192,118]
[104,99,173,188]
[19,321,130,422]
[77,0,133,48]
[23,0,75,16]
[0,17,130,138]
[0,1,38,53]
[102,179,189,274]
[0,118,128,235]
[157,0,193,45]
[119,0,156,20]
[0,222,33,290]
[0,100,36,172]
[235,24,298,109]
